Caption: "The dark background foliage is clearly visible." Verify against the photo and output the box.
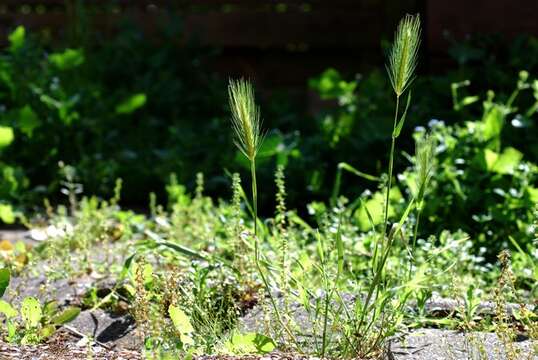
[0,1,537,257]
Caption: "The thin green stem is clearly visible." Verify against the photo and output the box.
[251,159,258,236]
[254,239,301,350]
[383,95,400,235]
[321,288,330,358]
[413,207,422,248]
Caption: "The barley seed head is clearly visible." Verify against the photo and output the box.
[228,78,263,162]
[387,14,421,97]
[415,133,436,201]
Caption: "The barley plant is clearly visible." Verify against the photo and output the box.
[343,14,422,358]
[383,13,421,233]
[228,78,263,236]
[227,78,298,347]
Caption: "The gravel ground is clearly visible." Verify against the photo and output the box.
[0,330,142,360]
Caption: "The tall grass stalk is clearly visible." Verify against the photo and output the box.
[228,79,263,236]
[227,79,299,349]
[413,133,435,246]
[383,14,421,235]
[348,14,421,357]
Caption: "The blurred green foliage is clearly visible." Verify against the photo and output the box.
[0,21,537,258]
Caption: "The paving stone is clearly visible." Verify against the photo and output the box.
[68,309,141,350]
[389,328,538,360]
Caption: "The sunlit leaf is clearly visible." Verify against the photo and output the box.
[354,187,403,231]
[116,93,147,114]
[0,204,15,224]
[482,106,504,141]
[0,126,14,148]
[0,299,17,318]
[19,105,40,137]
[483,147,523,174]
[8,26,25,52]
[224,332,276,355]
[50,306,80,325]
[0,269,9,297]
[21,297,42,328]
[491,147,523,174]
[169,305,194,345]
[49,48,85,70]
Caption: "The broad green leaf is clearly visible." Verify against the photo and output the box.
[0,300,17,318]
[43,301,58,317]
[354,187,402,231]
[19,105,40,137]
[8,26,25,52]
[483,149,499,171]
[50,306,80,325]
[482,106,504,141]
[21,297,42,328]
[491,147,523,175]
[169,305,194,345]
[116,93,147,114]
[0,268,9,297]
[224,332,276,355]
[0,126,14,148]
[527,187,538,203]
[49,48,85,70]
[0,204,15,224]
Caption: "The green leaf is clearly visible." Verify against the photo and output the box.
[0,204,15,224]
[158,241,206,259]
[116,93,147,114]
[482,147,523,174]
[0,300,17,318]
[0,268,9,297]
[169,305,194,345]
[338,162,379,181]
[42,301,59,317]
[0,126,14,148]
[224,332,276,355]
[49,48,85,70]
[491,147,523,175]
[50,307,80,325]
[461,95,479,106]
[19,105,40,137]
[40,325,56,338]
[527,187,538,203]
[393,90,412,138]
[21,297,42,328]
[482,106,504,141]
[354,187,402,231]
[8,26,25,52]
[483,149,499,171]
